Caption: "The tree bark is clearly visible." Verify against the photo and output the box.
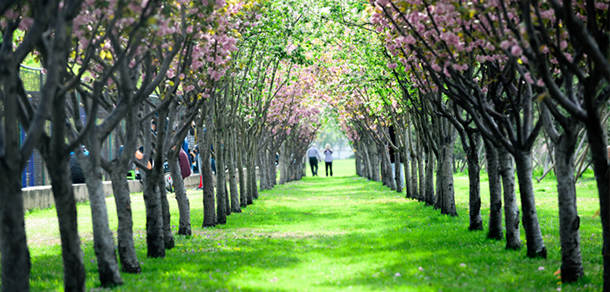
[168,157,191,236]
[227,131,242,213]
[0,166,31,292]
[484,139,503,240]
[246,147,256,205]
[142,170,165,257]
[554,127,584,282]
[410,150,419,201]
[109,171,142,273]
[394,152,403,192]
[381,142,395,190]
[46,157,87,291]
[497,146,521,250]
[215,128,227,225]
[581,100,610,291]
[369,141,380,182]
[237,135,247,208]
[424,148,435,206]
[440,134,457,216]
[159,179,174,249]
[514,150,547,258]
[77,139,123,287]
[466,134,483,231]
[403,149,412,199]
[417,136,426,202]
[200,103,216,227]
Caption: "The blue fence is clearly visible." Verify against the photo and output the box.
[19,65,116,188]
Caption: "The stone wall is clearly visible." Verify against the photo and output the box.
[22,174,202,212]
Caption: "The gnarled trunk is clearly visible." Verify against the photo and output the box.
[246,147,256,204]
[142,170,165,257]
[237,135,247,208]
[0,166,31,292]
[159,179,174,249]
[554,127,584,282]
[394,152,402,192]
[77,137,122,287]
[109,170,141,273]
[215,130,227,225]
[168,157,191,236]
[46,157,87,291]
[424,148,435,206]
[514,151,547,258]
[418,137,426,202]
[466,134,482,231]
[497,146,521,250]
[484,140,503,240]
[440,135,457,216]
[227,132,242,213]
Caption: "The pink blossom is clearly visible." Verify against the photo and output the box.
[387,63,398,70]
[376,0,390,6]
[500,40,511,50]
[510,45,523,56]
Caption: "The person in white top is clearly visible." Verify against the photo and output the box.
[323,144,333,177]
[307,143,322,176]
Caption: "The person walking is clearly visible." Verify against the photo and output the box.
[307,143,322,176]
[323,144,333,177]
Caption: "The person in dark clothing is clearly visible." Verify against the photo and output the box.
[323,143,333,177]
[307,143,322,176]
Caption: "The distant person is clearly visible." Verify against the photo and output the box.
[323,143,333,177]
[307,143,322,176]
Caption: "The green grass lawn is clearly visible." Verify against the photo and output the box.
[17,159,604,291]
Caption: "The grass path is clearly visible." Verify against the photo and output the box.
[21,159,603,291]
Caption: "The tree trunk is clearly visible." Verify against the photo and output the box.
[200,110,216,227]
[381,143,395,190]
[394,151,403,192]
[237,135,247,208]
[554,127,584,282]
[440,136,457,216]
[418,137,425,202]
[410,151,419,201]
[581,101,610,291]
[424,148,435,206]
[0,166,31,292]
[497,146,521,250]
[484,140,503,240]
[142,170,165,257]
[403,149,412,199]
[514,150,547,258]
[215,131,227,225]
[109,170,142,273]
[227,132,242,213]
[466,134,483,231]
[78,139,123,287]
[434,151,443,210]
[369,141,380,182]
[257,150,268,190]
[46,157,87,291]
[268,150,277,188]
[246,147,256,204]
[362,143,373,180]
[279,141,289,183]
[159,179,174,249]
[168,157,191,236]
